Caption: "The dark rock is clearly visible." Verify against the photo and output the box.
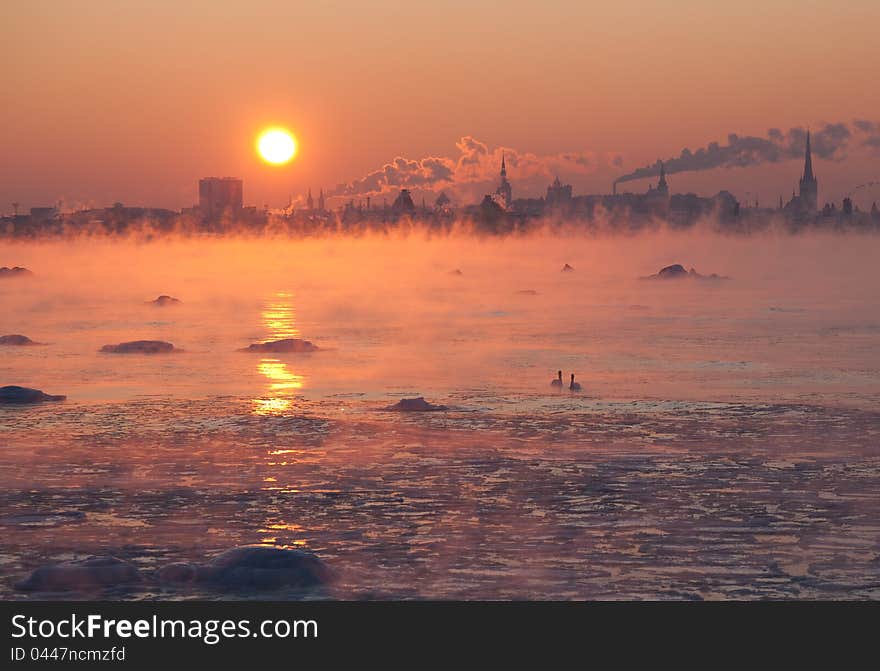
[160,545,332,590]
[658,263,689,278]
[561,263,574,272]
[100,340,176,354]
[239,338,319,353]
[0,266,33,278]
[0,386,66,404]
[0,334,43,346]
[641,264,730,281]
[15,556,142,592]
[384,397,448,412]
[148,295,181,306]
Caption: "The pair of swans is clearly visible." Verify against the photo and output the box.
[550,370,581,392]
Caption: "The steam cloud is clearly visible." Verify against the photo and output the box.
[325,121,880,204]
[614,120,880,186]
[329,137,603,202]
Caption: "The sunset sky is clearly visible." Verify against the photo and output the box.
[3,1,879,211]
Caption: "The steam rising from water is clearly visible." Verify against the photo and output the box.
[3,228,879,405]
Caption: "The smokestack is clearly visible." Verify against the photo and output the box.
[613,121,861,187]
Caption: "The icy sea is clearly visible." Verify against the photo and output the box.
[2,232,879,599]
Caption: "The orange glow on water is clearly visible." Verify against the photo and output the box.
[262,292,299,339]
[252,291,303,415]
[258,359,303,391]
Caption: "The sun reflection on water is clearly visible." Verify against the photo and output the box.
[252,291,304,415]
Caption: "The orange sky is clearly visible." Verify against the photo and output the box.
[2,1,879,211]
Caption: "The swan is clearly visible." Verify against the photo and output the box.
[550,370,563,388]
[569,374,582,392]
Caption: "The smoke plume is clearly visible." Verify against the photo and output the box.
[614,120,880,186]
[329,137,604,203]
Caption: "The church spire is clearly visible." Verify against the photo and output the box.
[798,129,818,211]
[496,153,512,206]
[803,130,814,182]
[655,160,668,196]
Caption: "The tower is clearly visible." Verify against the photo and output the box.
[318,188,325,212]
[656,161,668,196]
[391,188,415,213]
[798,130,818,212]
[495,154,512,207]
[306,188,313,211]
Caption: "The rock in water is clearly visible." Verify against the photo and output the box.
[385,397,448,412]
[0,266,33,278]
[641,264,730,281]
[561,263,574,272]
[208,546,332,589]
[149,295,181,306]
[239,338,319,353]
[15,556,142,592]
[100,340,176,354]
[657,263,689,279]
[0,386,66,404]
[160,545,332,590]
[0,334,42,346]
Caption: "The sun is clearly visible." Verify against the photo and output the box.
[257,128,297,165]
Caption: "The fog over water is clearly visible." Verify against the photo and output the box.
[2,230,879,599]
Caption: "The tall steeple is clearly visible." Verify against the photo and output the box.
[798,129,818,212]
[495,153,512,206]
[306,188,314,211]
[657,161,668,194]
[803,130,814,182]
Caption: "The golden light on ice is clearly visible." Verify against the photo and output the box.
[253,291,302,415]
[257,128,297,165]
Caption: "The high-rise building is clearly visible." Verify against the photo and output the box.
[198,177,243,217]
[798,131,818,212]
